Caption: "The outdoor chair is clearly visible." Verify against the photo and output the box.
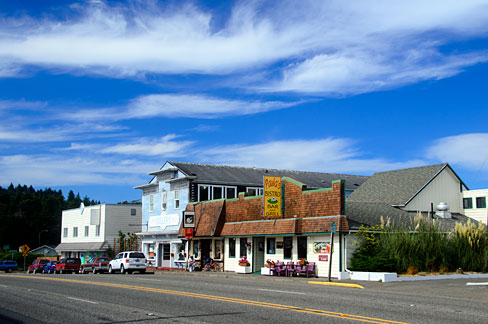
[305,262,316,278]
[274,262,286,276]
[285,261,295,277]
[294,262,307,276]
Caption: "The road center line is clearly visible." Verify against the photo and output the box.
[66,296,98,304]
[258,288,306,295]
[466,282,488,286]
[0,284,8,288]
[3,275,409,324]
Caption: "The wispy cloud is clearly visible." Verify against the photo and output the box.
[1,1,487,96]
[66,94,299,120]
[427,133,488,170]
[199,138,425,174]
[99,134,194,156]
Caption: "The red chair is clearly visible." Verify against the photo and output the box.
[285,261,295,277]
[305,262,316,278]
[274,262,286,276]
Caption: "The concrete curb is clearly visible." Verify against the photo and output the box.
[308,281,364,289]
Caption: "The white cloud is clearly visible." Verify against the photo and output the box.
[199,138,424,174]
[0,1,487,96]
[100,134,194,156]
[66,94,298,120]
[0,154,155,186]
[427,133,488,170]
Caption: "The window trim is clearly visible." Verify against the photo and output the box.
[198,184,238,201]
[228,238,236,258]
[73,227,78,238]
[246,187,264,196]
[174,190,180,209]
[476,196,486,209]
[266,237,276,254]
[63,227,68,238]
[463,197,473,209]
[84,226,89,237]
[149,194,154,212]
[161,189,167,211]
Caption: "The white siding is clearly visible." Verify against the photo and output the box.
[406,168,462,213]
[61,206,105,243]
[462,189,488,224]
[105,205,142,246]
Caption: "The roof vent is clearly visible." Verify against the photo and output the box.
[435,202,451,219]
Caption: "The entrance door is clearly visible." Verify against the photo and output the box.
[200,240,211,266]
[253,237,265,272]
[161,243,171,268]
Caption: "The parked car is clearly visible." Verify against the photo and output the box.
[80,257,111,274]
[27,259,50,274]
[0,260,18,273]
[42,261,58,274]
[55,258,81,274]
[108,251,146,274]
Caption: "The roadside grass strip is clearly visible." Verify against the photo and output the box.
[308,281,364,289]
[4,275,406,324]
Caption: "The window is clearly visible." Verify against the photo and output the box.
[131,208,137,216]
[63,228,68,238]
[463,197,473,209]
[149,194,154,212]
[174,190,180,209]
[214,240,222,259]
[297,236,307,260]
[84,226,89,237]
[476,197,486,209]
[198,184,238,201]
[284,237,292,259]
[246,187,263,196]
[73,227,78,237]
[240,238,247,258]
[213,186,223,200]
[228,238,236,258]
[95,225,100,237]
[266,237,276,254]
[161,189,167,210]
[193,241,199,258]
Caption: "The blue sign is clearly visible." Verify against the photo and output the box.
[331,223,336,233]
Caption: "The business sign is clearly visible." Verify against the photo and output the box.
[318,255,328,262]
[264,176,282,217]
[313,242,331,254]
[183,211,195,228]
[184,228,194,239]
[148,214,180,230]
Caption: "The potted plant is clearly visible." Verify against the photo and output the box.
[238,256,250,266]
[299,258,308,265]
[265,259,275,268]
[236,256,251,274]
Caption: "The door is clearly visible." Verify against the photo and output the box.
[253,237,265,272]
[200,240,211,266]
[161,244,171,268]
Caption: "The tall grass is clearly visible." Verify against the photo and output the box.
[350,213,488,273]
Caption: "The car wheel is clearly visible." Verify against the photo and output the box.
[140,270,146,274]
[6,268,11,273]
[60,269,64,274]
[120,265,126,274]
[93,268,97,274]
[108,265,113,274]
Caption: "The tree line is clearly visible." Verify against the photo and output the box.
[0,184,100,250]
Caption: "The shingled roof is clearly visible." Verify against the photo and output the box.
[346,163,463,205]
[168,161,368,191]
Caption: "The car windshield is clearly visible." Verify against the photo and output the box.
[40,260,49,264]
[98,258,110,262]
[129,253,145,259]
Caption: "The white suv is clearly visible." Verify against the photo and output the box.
[108,251,146,274]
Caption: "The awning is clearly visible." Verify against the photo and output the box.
[55,241,109,252]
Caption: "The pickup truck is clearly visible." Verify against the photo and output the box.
[80,257,111,274]
[0,260,18,273]
[27,259,50,274]
[55,258,81,274]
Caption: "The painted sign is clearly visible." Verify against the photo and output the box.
[318,255,328,262]
[313,242,331,254]
[183,211,195,228]
[264,176,282,217]
[148,213,180,229]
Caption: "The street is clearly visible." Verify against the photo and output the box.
[1,272,487,324]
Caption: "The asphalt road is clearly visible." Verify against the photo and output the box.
[1,271,487,324]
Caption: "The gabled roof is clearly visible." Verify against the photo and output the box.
[346,163,465,205]
[167,161,368,190]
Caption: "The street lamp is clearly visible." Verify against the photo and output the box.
[38,229,48,247]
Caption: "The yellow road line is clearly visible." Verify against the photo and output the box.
[2,275,407,324]
[308,281,364,289]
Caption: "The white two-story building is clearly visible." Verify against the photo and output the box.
[55,203,141,263]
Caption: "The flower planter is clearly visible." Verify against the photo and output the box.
[236,265,252,274]
[239,262,250,266]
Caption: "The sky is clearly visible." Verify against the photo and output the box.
[1,0,488,203]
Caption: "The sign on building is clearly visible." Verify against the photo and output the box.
[264,176,282,217]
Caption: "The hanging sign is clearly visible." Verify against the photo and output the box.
[184,228,194,239]
[183,211,195,228]
[264,176,282,217]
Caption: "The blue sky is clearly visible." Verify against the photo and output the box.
[1,0,488,203]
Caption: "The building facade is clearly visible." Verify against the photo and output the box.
[55,204,141,262]
[462,189,488,224]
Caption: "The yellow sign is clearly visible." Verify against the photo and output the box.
[21,244,30,256]
[264,176,282,217]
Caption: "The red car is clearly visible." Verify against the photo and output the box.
[55,258,81,274]
[80,257,111,274]
[27,259,50,274]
